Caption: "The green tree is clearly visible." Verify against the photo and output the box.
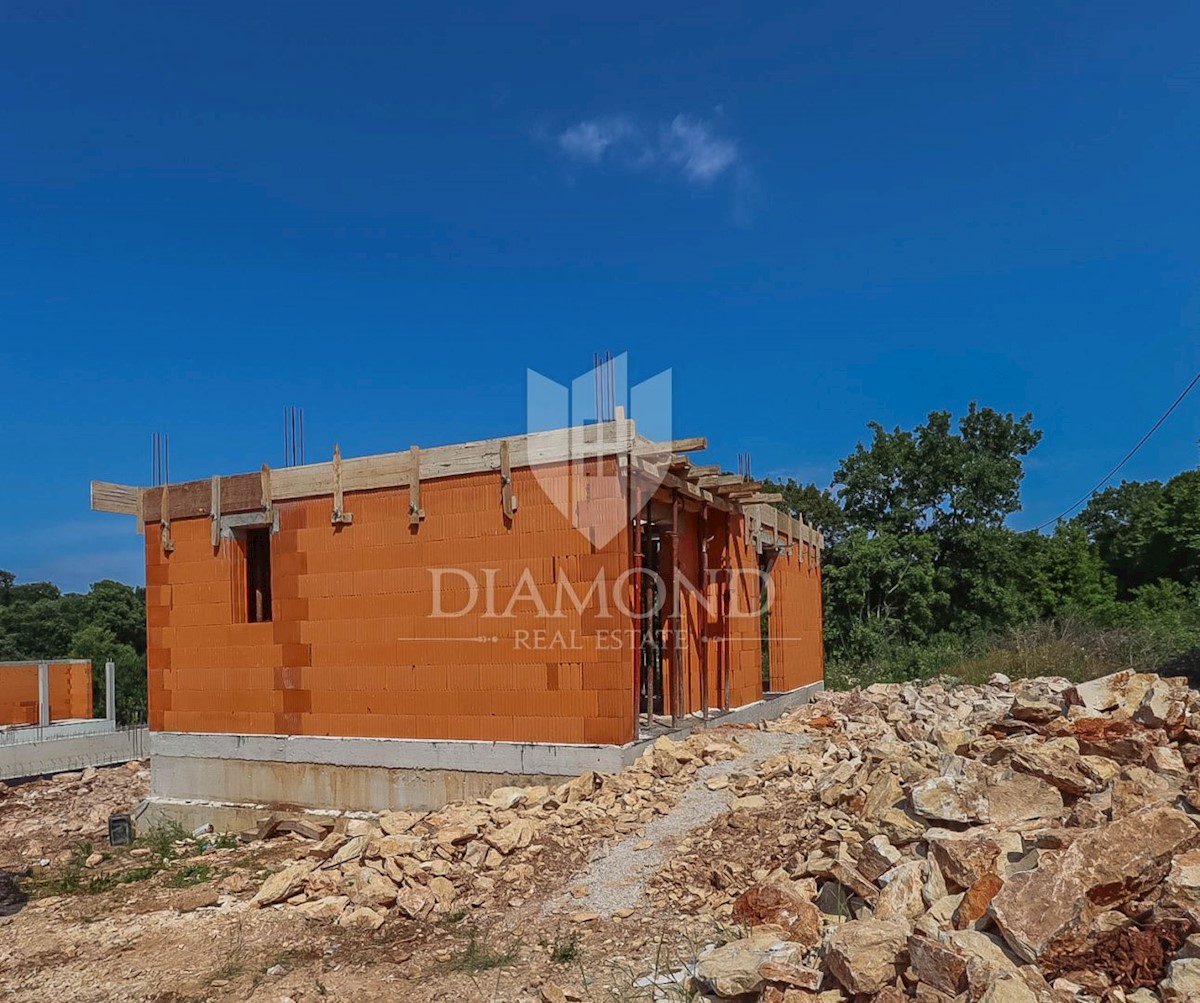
[1078,469,1200,596]
[1027,522,1116,619]
[1158,470,1200,586]
[829,404,1043,643]
[69,624,147,725]
[0,571,147,723]
[84,579,148,654]
[822,529,942,665]
[1077,479,1168,596]
[835,404,1041,535]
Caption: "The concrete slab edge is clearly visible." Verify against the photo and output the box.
[0,726,149,782]
[150,679,824,776]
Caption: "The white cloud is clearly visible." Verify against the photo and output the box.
[558,117,636,163]
[660,116,739,184]
[555,113,741,187]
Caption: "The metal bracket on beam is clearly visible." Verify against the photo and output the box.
[500,439,517,520]
[409,445,425,525]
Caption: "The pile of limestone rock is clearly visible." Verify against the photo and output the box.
[0,761,148,866]
[245,667,1200,1001]
[247,730,745,930]
[677,670,1200,1002]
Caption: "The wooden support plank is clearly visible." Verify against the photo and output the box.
[90,481,141,516]
[331,445,353,525]
[142,472,260,522]
[408,445,425,525]
[631,459,737,513]
[738,502,827,560]
[684,464,720,479]
[633,436,707,457]
[695,473,744,489]
[101,421,735,523]
[137,423,638,519]
[210,475,221,547]
[717,480,763,497]
[160,484,174,554]
[260,464,272,513]
[669,493,683,725]
[270,421,637,501]
[499,440,516,520]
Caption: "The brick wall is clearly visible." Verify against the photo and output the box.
[767,539,825,692]
[0,661,93,726]
[144,455,824,745]
[147,460,636,745]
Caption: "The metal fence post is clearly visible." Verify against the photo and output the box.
[38,661,50,728]
[105,659,116,724]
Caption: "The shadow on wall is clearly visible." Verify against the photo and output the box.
[0,870,28,917]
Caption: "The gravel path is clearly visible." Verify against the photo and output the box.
[550,729,810,918]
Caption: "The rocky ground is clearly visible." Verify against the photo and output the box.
[3,669,1200,1001]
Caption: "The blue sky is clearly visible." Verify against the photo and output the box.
[2,2,1198,592]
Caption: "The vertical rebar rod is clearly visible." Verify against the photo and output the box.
[699,503,710,724]
[632,488,644,732]
[723,511,733,710]
[669,493,682,726]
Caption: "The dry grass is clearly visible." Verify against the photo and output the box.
[829,616,1199,691]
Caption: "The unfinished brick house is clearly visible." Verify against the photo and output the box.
[92,420,823,817]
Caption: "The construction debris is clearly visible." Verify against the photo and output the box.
[231,668,1200,1000]
[630,669,1200,1001]
[0,760,147,866]
[9,668,1200,1002]
[247,731,745,929]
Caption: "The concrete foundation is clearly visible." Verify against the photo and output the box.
[0,725,149,782]
[0,718,116,747]
[142,681,822,829]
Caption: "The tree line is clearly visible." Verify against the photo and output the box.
[2,403,1196,716]
[766,404,1200,686]
[0,572,147,724]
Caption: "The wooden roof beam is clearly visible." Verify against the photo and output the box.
[633,436,707,459]
[696,473,745,489]
[717,480,763,497]
[91,481,142,516]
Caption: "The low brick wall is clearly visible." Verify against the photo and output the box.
[0,660,93,726]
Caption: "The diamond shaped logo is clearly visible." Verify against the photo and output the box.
[526,353,672,546]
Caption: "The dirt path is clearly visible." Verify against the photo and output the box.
[552,730,810,919]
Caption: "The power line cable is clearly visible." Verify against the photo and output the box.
[1034,368,1200,531]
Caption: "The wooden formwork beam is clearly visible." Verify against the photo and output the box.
[98,421,647,522]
